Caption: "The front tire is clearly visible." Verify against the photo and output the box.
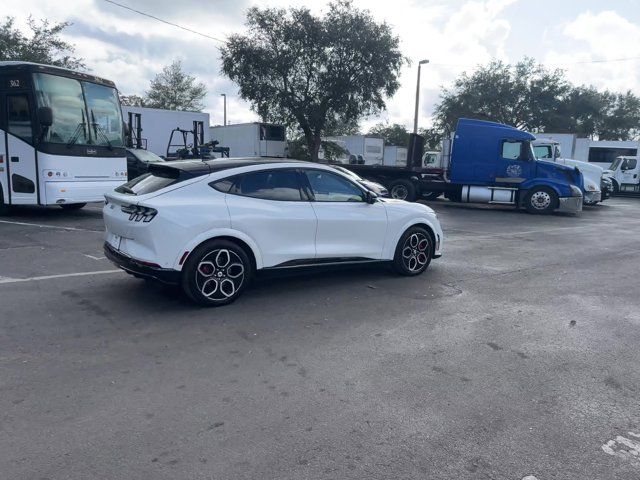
[392,226,432,276]
[389,180,417,202]
[524,187,558,214]
[181,239,252,306]
[60,203,87,211]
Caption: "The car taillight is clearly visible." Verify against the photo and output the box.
[121,204,157,222]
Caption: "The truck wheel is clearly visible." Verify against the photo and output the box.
[392,226,432,276]
[423,191,441,200]
[389,180,416,202]
[525,187,558,214]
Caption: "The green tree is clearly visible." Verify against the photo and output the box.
[368,122,410,146]
[432,57,640,141]
[0,16,85,69]
[221,1,406,161]
[145,60,207,111]
[119,94,146,107]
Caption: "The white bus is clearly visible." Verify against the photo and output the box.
[0,62,127,213]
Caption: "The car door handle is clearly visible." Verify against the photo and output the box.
[10,156,19,163]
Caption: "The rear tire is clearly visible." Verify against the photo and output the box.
[60,203,87,211]
[389,180,417,202]
[181,239,252,306]
[524,187,558,214]
[392,226,432,276]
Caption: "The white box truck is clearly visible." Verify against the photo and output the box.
[324,135,384,165]
[540,133,639,170]
[383,146,408,166]
[121,106,210,157]
[209,123,286,158]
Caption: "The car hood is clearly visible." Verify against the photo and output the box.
[379,198,436,215]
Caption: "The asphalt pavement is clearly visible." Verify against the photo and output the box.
[1,198,639,479]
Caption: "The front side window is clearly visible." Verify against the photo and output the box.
[230,169,302,201]
[7,94,33,142]
[83,81,124,147]
[623,158,638,170]
[33,73,88,145]
[502,140,531,161]
[305,170,364,202]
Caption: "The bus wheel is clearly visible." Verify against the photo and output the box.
[60,203,87,211]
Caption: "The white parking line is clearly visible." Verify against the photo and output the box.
[0,219,101,232]
[0,269,123,285]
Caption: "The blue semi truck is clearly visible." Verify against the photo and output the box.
[344,118,584,214]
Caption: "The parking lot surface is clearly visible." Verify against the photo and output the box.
[1,198,640,480]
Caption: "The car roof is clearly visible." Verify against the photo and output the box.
[147,157,315,179]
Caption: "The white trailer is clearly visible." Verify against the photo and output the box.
[209,123,286,158]
[383,146,407,166]
[121,106,210,157]
[324,135,384,165]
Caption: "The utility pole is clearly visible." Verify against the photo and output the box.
[413,59,429,134]
[220,93,227,126]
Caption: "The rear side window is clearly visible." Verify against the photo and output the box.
[214,169,303,201]
[115,171,179,195]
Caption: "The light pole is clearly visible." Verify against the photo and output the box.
[220,93,227,126]
[413,59,429,134]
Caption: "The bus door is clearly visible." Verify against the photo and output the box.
[5,92,38,204]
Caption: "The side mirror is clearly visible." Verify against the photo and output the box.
[365,190,378,204]
[38,106,53,127]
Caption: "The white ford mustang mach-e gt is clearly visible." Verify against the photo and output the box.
[103,158,443,306]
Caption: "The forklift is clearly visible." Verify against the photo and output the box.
[165,121,230,160]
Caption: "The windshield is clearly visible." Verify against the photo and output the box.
[610,157,623,171]
[33,73,124,147]
[83,82,124,146]
[533,145,553,159]
[33,73,89,145]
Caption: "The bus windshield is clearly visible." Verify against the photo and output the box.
[33,73,124,147]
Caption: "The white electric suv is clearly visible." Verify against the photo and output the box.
[103,158,443,306]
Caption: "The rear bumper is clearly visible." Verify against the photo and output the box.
[557,196,583,213]
[104,242,180,284]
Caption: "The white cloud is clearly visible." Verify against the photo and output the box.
[545,10,640,92]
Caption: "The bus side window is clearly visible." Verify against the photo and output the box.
[7,94,33,143]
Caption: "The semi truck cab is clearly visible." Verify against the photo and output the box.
[448,119,583,214]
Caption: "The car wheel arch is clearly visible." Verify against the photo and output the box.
[175,230,262,271]
[386,219,437,259]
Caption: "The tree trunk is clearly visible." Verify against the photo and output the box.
[308,134,322,162]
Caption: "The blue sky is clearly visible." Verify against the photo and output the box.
[7,0,639,130]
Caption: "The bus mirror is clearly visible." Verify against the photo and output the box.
[38,107,53,127]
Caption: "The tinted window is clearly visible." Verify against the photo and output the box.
[115,171,179,195]
[623,158,638,170]
[7,94,33,142]
[231,169,302,201]
[305,170,364,202]
[588,147,637,164]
